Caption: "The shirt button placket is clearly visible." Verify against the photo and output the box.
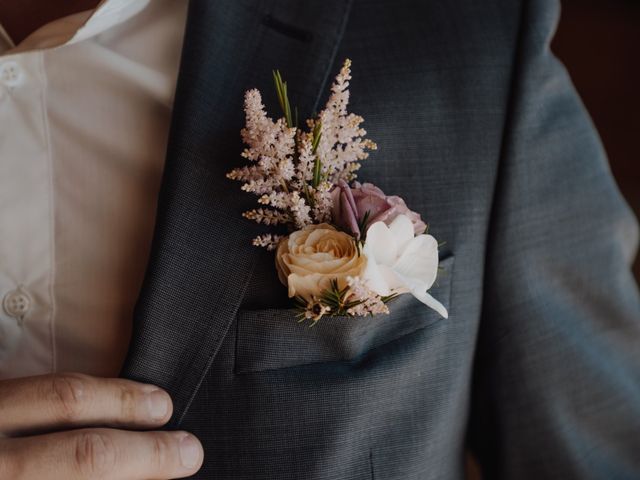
[3,286,32,324]
[0,60,25,87]
[0,51,53,374]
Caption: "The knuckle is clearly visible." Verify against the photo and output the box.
[73,431,117,478]
[47,373,90,422]
[117,384,138,421]
[150,433,174,467]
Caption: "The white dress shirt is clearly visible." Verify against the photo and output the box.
[0,0,188,379]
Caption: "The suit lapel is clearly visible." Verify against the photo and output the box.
[120,0,354,427]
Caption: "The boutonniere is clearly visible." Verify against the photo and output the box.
[228,59,448,323]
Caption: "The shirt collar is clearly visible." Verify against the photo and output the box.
[0,23,15,54]
[0,0,150,55]
[70,0,150,44]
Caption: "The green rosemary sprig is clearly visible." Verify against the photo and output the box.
[357,211,372,242]
[311,121,323,188]
[272,70,294,128]
[295,279,399,325]
[273,70,323,203]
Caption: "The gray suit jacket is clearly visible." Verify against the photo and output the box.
[121,0,640,478]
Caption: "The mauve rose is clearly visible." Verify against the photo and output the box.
[331,181,427,237]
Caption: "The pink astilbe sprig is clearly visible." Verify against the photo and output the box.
[309,59,377,185]
[227,89,307,236]
[228,60,376,248]
[346,276,390,317]
[239,89,296,166]
[291,132,315,189]
[233,89,297,196]
[312,181,333,223]
[252,233,284,251]
[243,208,290,225]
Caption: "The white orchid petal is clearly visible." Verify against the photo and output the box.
[392,234,439,289]
[362,251,392,296]
[362,215,448,319]
[412,289,449,319]
[388,214,415,253]
[378,264,407,292]
[393,270,429,295]
[365,221,397,265]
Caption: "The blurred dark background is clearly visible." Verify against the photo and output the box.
[552,0,640,281]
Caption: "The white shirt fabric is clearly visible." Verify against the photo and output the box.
[0,0,188,379]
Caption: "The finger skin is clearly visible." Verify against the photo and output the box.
[0,428,204,480]
[0,373,173,435]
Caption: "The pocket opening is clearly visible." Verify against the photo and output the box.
[234,255,454,374]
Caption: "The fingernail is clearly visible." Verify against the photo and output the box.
[146,390,169,420]
[179,433,201,469]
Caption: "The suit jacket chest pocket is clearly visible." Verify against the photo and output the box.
[234,255,454,374]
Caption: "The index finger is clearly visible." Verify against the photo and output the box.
[1,428,203,480]
[0,373,173,435]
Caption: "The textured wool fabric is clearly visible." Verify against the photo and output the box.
[121,0,640,478]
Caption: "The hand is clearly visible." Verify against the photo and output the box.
[0,373,203,479]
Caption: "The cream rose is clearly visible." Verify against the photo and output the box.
[276,224,367,301]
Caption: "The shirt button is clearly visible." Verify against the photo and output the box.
[3,287,32,321]
[0,61,24,87]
